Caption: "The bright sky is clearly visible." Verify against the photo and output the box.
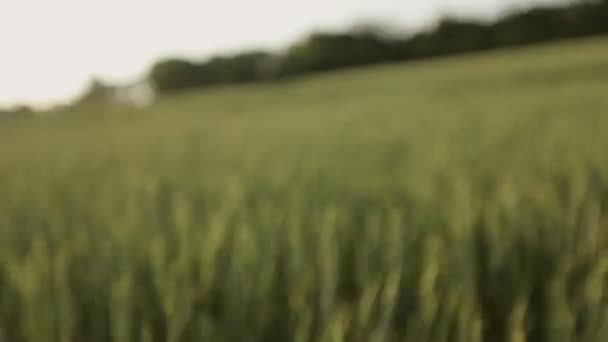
[0,0,566,108]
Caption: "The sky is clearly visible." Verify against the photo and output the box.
[0,0,566,109]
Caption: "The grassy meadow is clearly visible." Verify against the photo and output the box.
[1,37,608,341]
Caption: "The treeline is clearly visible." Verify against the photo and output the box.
[149,52,274,93]
[147,0,608,94]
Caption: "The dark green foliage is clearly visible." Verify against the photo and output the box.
[147,1,608,94]
[149,52,273,93]
[276,31,395,77]
[149,59,208,92]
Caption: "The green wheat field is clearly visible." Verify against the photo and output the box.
[1,37,608,342]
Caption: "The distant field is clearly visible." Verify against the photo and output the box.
[1,37,608,342]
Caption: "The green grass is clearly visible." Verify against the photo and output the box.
[1,37,608,342]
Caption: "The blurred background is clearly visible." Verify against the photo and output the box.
[1,1,608,342]
[1,0,605,113]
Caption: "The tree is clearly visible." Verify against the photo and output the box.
[149,59,205,92]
